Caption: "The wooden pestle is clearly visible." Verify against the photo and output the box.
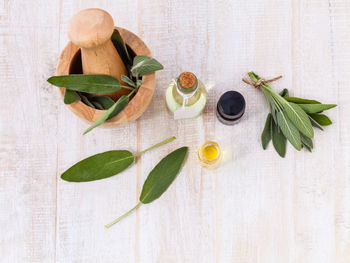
[68,8,128,101]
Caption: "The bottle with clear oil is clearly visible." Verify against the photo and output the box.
[165,72,207,120]
[197,141,222,169]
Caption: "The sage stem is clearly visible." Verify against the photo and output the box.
[127,89,136,98]
[134,136,176,157]
[105,202,141,228]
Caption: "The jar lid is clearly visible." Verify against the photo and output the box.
[217,91,246,121]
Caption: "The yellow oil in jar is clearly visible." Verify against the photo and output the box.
[197,141,222,169]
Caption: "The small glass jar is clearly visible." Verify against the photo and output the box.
[216,91,246,125]
[165,72,207,119]
[197,141,222,169]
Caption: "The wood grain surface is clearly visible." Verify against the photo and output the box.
[0,0,349,262]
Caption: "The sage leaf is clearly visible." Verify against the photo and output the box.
[107,95,129,120]
[301,133,313,152]
[121,75,136,88]
[80,94,95,108]
[261,113,272,149]
[105,146,188,228]
[61,150,134,182]
[140,147,188,204]
[282,102,314,138]
[111,29,132,69]
[83,95,129,135]
[277,111,302,150]
[298,104,337,114]
[131,56,164,77]
[90,96,115,109]
[309,113,332,126]
[64,89,80,104]
[279,88,289,97]
[47,74,121,94]
[91,101,104,110]
[284,97,321,104]
[309,115,324,131]
[61,136,175,183]
[271,118,286,157]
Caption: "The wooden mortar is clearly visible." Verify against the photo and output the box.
[56,9,156,127]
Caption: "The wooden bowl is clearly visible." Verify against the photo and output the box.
[56,27,156,127]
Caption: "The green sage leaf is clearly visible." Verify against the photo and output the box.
[282,102,314,138]
[279,88,289,97]
[309,115,324,131]
[309,113,332,126]
[61,136,176,183]
[111,29,132,69]
[140,147,188,204]
[121,75,136,88]
[298,104,337,114]
[83,95,129,135]
[61,150,134,182]
[261,113,272,150]
[277,111,302,150]
[90,96,115,109]
[91,101,104,110]
[107,95,129,120]
[271,118,286,157]
[47,74,120,94]
[131,56,164,77]
[284,97,321,104]
[301,133,313,152]
[80,94,95,108]
[64,89,80,104]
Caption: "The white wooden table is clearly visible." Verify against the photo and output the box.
[1,0,349,262]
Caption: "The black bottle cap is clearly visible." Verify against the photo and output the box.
[216,91,246,124]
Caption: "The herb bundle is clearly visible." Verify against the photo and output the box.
[243,72,337,157]
[47,29,163,134]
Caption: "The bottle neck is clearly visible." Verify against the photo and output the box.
[176,75,198,95]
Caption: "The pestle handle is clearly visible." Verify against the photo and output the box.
[67,8,128,101]
[68,8,115,49]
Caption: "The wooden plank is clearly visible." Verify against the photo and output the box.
[0,0,60,262]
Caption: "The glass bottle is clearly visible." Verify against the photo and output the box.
[165,72,207,119]
[197,141,222,169]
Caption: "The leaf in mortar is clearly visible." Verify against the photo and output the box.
[83,95,129,135]
[111,29,132,69]
[107,95,129,120]
[80,94,95,108]
[90,96,115,109]
[271,118,287,157]
[309,115,324,131]
[282,102,314,138]
[284,97,321,104]
[121,75,136,88]
[301,133,313,152]
[91,101,104,110]
[61,150,135,182]
[47,74,120,94]
[308,113,332,126]
[298,104,337,114]
[64,89,80,104]
[140,147,188,204]
[261,113,272,150]
[277,111,302,150]
[131,56,164,77]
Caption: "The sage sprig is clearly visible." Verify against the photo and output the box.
[243,72,337,157]
[105,146,188,228]
[61,136,175,182]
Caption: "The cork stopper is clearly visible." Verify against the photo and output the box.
[179,72,197,89]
